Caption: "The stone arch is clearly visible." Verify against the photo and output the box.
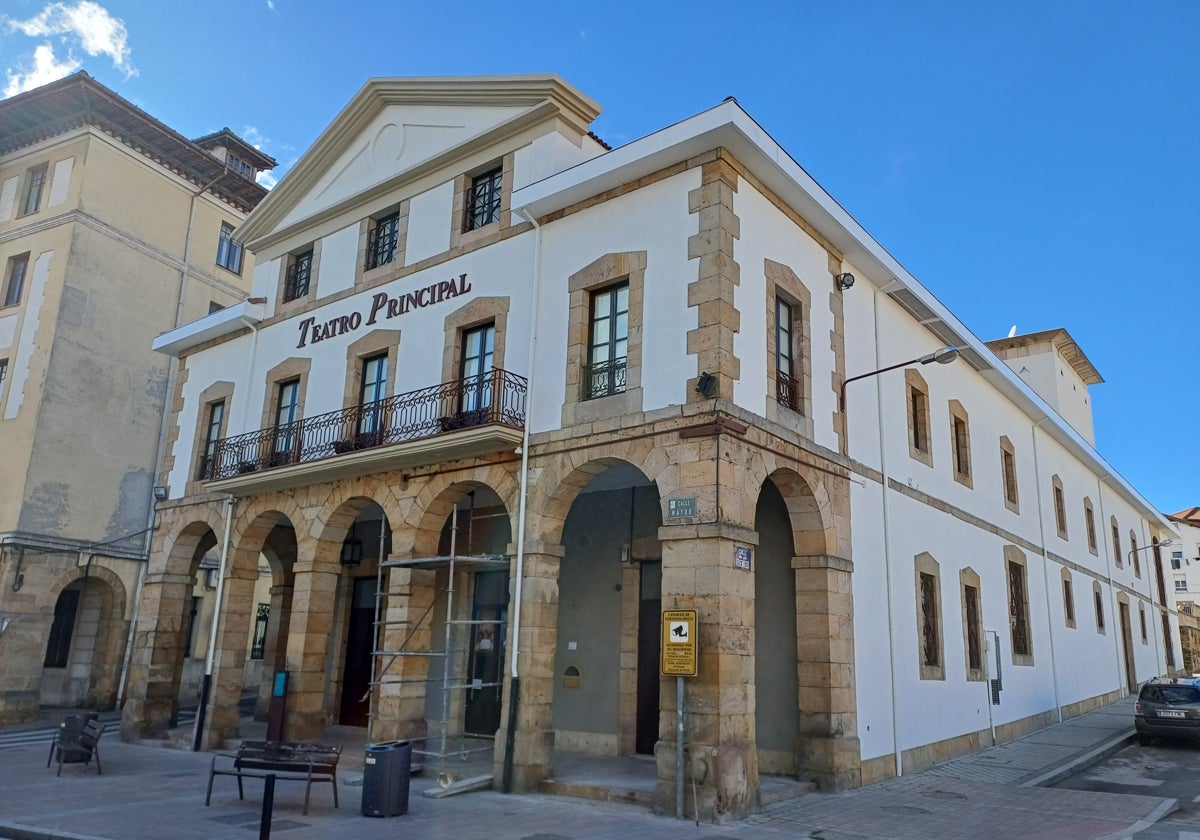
[159,514,225,578]
[42,564,129,709]
[310,474,407,546]
[407,463,522,558]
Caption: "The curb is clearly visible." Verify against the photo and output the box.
[0,821,111,840]
[1019,730,1136,788]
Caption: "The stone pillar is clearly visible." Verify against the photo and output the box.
[373,562,437,742]
[255,584,292,719]
[655,521,759,821]
[493,543,564,791]
[793,554,859,790]
[201,565,258,749]
[121,571,193,740]
[281,558,341,742]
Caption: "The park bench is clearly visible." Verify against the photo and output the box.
[205,739,342,815]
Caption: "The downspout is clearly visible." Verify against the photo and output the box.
[193,493,236,751]
[1029,418,1063,722]
[872,280,904,778]
[118,175,221,710]
[502,208,542,792]
[1095,476,1126,694]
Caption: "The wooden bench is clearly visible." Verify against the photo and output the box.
[206,740,341,815]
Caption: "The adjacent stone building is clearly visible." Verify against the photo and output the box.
[0,72,274,722]
[124,74,1179,819]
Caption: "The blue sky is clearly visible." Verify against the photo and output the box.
[2,1,1197,513]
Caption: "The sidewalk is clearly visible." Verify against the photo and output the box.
[0,697,1172,840]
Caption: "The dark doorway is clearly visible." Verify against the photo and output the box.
[43,587,81,668]
[1119,602,1137,694]
[636,560,662,755]
[465,570,508,736]
[340,576,377,726]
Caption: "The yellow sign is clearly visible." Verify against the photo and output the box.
[661,610,697,676]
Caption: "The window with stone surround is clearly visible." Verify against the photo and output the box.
[187,381,234,491]
[340,331,398,446]
[1164,614,1177,668]
[450,154,513,251]
[197,399,225,481]
[261,357,311,465]
[1084,498,1098,555]
[1052,475,1068,540]
[764,260,813,432]
[465,165,503,231]
[366,209,401,270]
[20,163,48,216]
[1000,436,1019,513]
[1006,546,1034,665]
[960,568,984,681]
[1093,581,1105,634]
[1140,603,1148,643]
[1130,531,1141,578]
[914,553,944,680]
[948,399,972,488]
[283,249,314,302]
[0,358,7,402]
[906,368,933,467]
[441,297,510,415]
[585,280,629,401]
[1062,568,1076,629]
[1112,518,1123,568]
[459,322,495,415]
[3,252,29,307]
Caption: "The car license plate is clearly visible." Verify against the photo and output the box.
[1158,709,1186,718]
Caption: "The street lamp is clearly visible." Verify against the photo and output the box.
[1128,538,1174,568]
[838,345,960,414]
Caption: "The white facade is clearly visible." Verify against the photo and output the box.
[138,76,1180,808]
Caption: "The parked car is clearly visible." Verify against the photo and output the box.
[1135,677,1200,744]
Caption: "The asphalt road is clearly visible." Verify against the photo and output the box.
[1054,738,1200,838]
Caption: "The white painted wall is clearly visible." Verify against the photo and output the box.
[513,131,602,191]
[317,224,359,297]
[4,249,51,421]
[0,176,16,222]
[406,182,453,265]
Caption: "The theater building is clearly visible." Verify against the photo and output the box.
[0,73,274,723]
[123,75,1178,818]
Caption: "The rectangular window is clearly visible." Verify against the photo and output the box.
[1131,534,1140,577]
[1053,478,1067,539]
[1176,579,1188,592]
[465,166,503,231]
[1063,577,1075,626]
[216,222,244,274]
[250,603,270,660]
[284,250,313,301]
[1094,587,1105,633]
[0,358,7,397]
[964,584,982,673]
[273,379,300,459]
[227,154,255,179]
[952,416,970,479]
[920,572,940,667]
[911,390,928,452]
[460,323,495,415]
[366,211,400,269]
[775,298,799,411]
[1172,550,1184,570]
[1084,500,1097,553]
[43,588,80,668]
[1008,560,1031,658]
[1140,605,1148,643]
[4,253,29,307]
[21,163,48,216]
[1113,523,1123,568]
[584,280,629,400]
[1001,442,1018,509]
[357,353,388,438]
[198,400,225,480]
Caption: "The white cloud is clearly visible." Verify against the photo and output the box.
[4,43,80,97]
[257,171,278,190]
[266,0,276,10]
[3,1,135,96]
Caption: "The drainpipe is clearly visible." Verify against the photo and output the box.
[872,280,904,778]
[117,176,221,712]
[1029,419,1063,722]
[194,493,236,751]
[502,208,543,792]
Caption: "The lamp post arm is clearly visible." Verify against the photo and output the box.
[838,356,924,413]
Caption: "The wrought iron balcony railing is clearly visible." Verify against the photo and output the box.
[200,368,527,481]
[775,369,801,412]
[581,357,627,401]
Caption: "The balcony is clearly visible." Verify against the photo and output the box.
[202,369,527,495]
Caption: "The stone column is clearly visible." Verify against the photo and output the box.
[255,584,292,719]
[493,542,564,791]
[200,565,258,748]
[280,557,341,742]
[655,521,759,821]
[120,571,193,740]
[373,562,437,742]
[793,553,859,790]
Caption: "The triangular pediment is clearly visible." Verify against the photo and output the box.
[238,75,600,248]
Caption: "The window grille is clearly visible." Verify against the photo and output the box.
[366,212,400,269]
[965,585,982,672]
[250,604,269,660]
[1008,561,1030,657]
[465,167,502,230]
[920,572,939,667]
[284,251,313,301]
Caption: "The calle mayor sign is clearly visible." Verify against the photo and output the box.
[296,273,472,348]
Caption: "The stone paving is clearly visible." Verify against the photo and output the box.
[0,695,1175,840]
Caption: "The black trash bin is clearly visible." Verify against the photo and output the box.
[361,740,412,817]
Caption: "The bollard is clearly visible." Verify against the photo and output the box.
[259,774,275,840]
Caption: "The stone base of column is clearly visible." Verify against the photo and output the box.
[797,734,861,791]
[494,727,554,792]
[120,698,175,740]
[654,740,757,821]
[283,709,325,743]
[0,691,39,726]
